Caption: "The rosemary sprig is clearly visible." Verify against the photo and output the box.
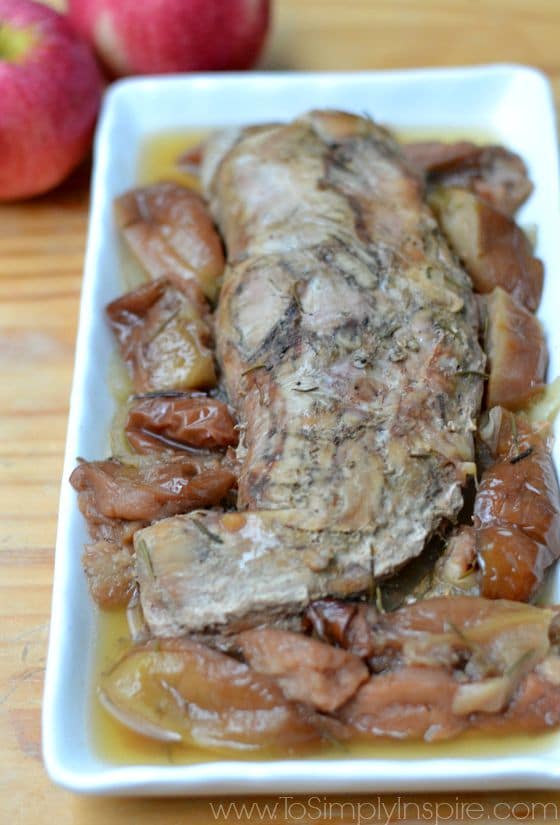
[511,414,519,451]
[291,280,304,312]
[132,390,190,400]
[505,649,534,678]
[456,370,490,379]
[191,517,224,544]
[241,363,269,377]
[148,308,181,342]
[510,447,533,465]
[368,544,376,605]
[136,538,154,578]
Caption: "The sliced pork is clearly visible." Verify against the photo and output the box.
[134,510,379,637]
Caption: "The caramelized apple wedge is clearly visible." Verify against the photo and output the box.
[404,141,532,216]
[70,457,236,524]
[308,596,560,741]
[474,408,560,601]
[483,287,547,411]
[125,393,238,454]
[475,525,553,602]
[429,187,543,311]
[106,277,216,393]
[114,182,225,302]
[99,639,321,749]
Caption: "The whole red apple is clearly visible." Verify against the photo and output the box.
[0,0,102,201]
[67,0,270,76]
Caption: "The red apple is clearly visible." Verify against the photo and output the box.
[67,0,270,77]
[0,0,103,201]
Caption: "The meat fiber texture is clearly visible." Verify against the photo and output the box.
[136,110,485,637]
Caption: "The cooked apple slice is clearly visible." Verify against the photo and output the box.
[99,639,320,749]
[114,182,225,302]
[475,524,552,603]
[106,277,216,393]
[403,141,532,216]
[125,394,238,454]
[70,457,236,524]
[483,287,547,411]
[323,596,559,741]
[429,187,543,311]
[474,408,560,601]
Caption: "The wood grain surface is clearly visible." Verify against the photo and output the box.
[2,1,560,822]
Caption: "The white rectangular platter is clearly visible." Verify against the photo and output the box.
[43,65,560,795]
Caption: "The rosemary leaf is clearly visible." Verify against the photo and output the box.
[191,518,224,544]
[136,538,154,578]
[241,363,269,377]
[510,447,533,465]
[505,649,534,678]
[456,370,490,379]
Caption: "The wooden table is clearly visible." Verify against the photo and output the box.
[2,1,560,822]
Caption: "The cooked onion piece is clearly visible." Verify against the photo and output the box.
[106,277,216,393]
[114,182,225,302]
[429,187,543,311]
[483,287,547,411]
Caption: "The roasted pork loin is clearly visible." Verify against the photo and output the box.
[135,110,485,636]
[71,112,560,748]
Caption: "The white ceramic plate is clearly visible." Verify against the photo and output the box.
[43,66,560,795]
